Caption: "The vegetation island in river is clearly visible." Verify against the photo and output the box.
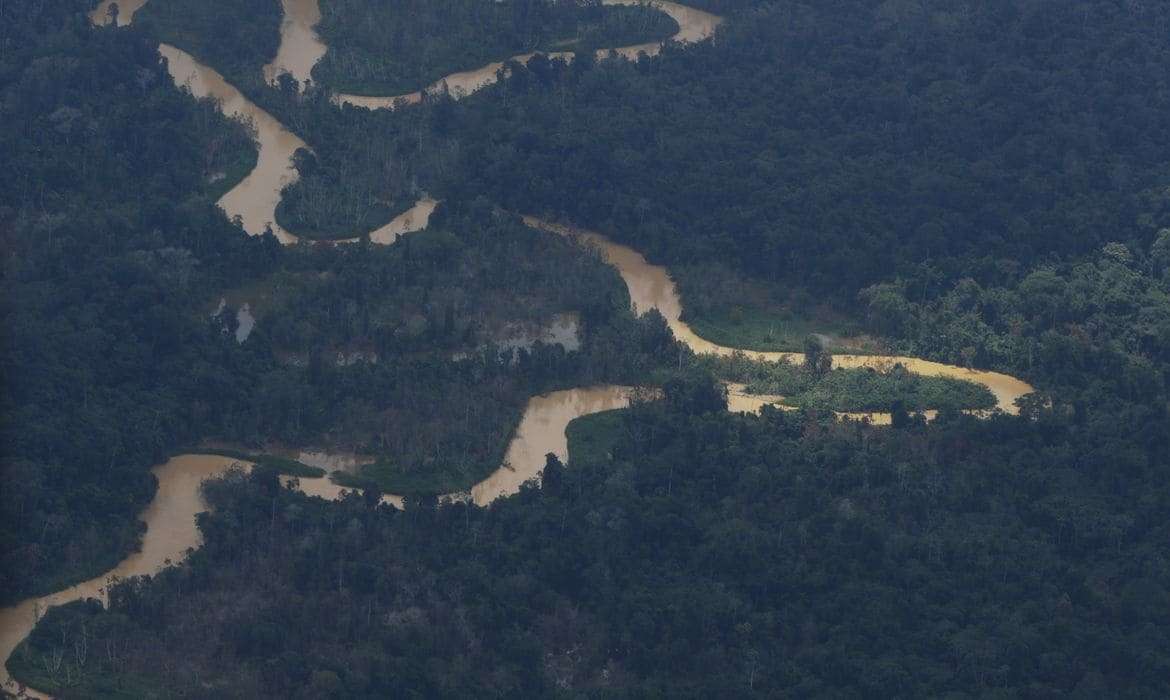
[2,0,1170,696]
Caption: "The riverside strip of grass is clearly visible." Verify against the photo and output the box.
[711,355,997,412]
[181,448,326,478]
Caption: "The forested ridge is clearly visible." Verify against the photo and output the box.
[4,0,1170,696]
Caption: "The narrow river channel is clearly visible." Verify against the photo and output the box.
[1,2,1038,696]
[334,0,723,109]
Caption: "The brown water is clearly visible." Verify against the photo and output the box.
[96,4,424,243]
[0,455,244,698]
[334,0,723,110]
[89,0,150,26]
[367,197,438,245]
[161,44,306,244]
[9,2,1033,694]
[0,384,633,695]
[263,0,327,88]
[465,386,633,505]
[287,386,633,510]
[523,217,1036,416]
[724,383,942,425]
[162,45,434,244]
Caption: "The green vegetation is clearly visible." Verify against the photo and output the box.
[0,0,673,605]
[199,205,677,496]
[711,354,997,412]
[204,144,260,201]
[6,601,164,699]
[674,263,884,353]
[133,0,282,86]
[278,0,1170,309]
[687,311,873,354]
[329,456,481,496]
[13,371,1170,695]
[563,407,625,467]
[258,213,623,357]
[182,448,327,478]
[438,0,1170,304]
[8,0,1170,696]
[0,0,268,605]
[313,0,677,95]
[271,145,418,240]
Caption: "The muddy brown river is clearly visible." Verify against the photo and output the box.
[522,217,1035,416]
[2,2,1036,696]
[89,0,148,26]
[263,0,327,88]
[334,0,723,109]
[0,385,636,696]
[163,44,437,244]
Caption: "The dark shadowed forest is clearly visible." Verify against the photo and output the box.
[3,0,1170,696]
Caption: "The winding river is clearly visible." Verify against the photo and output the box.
[0,385,636,697]
[161,43,437,244]
[521,218,1034,415]
[333,0,722,109]
[2,1,1036,696]
[121,0,717,241]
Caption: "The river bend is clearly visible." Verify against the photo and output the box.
[1,2,1036,696]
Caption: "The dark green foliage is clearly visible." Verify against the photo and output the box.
[313,0,678,95]
[7,1,1170,697]
[15,388,1169,696]
[393,0,1170,305]
[0,0,676,601]
[0,1,270,604]
[870,242,1170,397]
[183,448,326,478]
[133,0,282,85]
[198,204,676,495]
[663,368,727,414]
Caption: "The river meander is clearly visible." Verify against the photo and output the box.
[2,2,1036,696]
[0,384,637,697]
[160,43,437,244]
[333,0,722,109]
[521,218,1035,416]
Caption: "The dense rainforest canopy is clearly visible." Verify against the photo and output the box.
[3,0,1170,696]
[312,0,678,95]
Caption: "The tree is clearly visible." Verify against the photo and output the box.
[889,399,910,428]
[1152,229,1170,278]
[803,335,831,376]
[859,283,914,336]
[541,453,564,494]
[362,482,383,510]
[664,370,728,415]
